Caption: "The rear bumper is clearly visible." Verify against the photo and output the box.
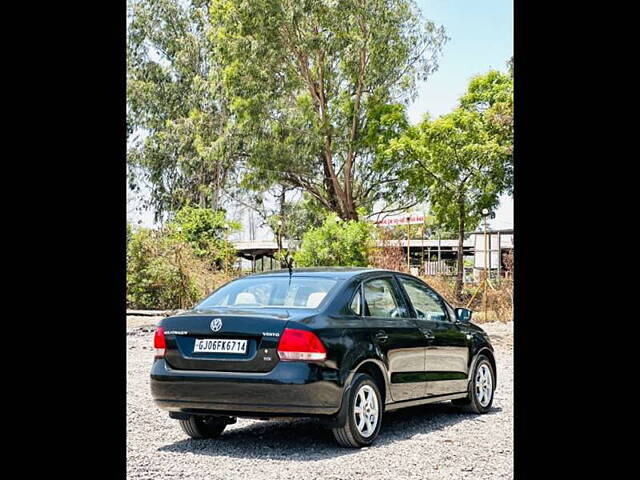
[150,359,344,416]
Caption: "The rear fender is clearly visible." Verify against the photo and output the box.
[319,358,390,428]
[318,381,353,428]
[347,358,391,404]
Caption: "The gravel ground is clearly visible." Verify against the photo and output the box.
[127,317,513,479]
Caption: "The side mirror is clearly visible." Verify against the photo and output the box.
[455,308,472,323]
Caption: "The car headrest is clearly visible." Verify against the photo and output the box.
[306,291,327,308]
[235,292,258,305]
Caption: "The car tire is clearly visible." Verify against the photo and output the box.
[451,355,495,414]
[332,373,383,448]
[179,416,229,439]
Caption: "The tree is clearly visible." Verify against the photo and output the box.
[127,0,239,221]
[223,183,328,265]
[294,213,374,267]
[384,108,512,300]
[269,192,327,240]
[210,0,447,221]
[460,68,514,161]
[168,205,239,269]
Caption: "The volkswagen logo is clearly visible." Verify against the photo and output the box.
[210,318,223,332]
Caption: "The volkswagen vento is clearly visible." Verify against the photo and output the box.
[150,268,496,448]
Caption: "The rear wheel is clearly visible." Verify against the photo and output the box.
[332,373,382,448]
[178,416,230,439]
[451,355,495,414]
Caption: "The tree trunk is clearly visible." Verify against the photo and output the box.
[454,196,465,302]
[319,158,359,221]
[343,192,358,221]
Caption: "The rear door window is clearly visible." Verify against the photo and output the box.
[363,278,406,318]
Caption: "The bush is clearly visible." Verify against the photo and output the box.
[171,206,239,270]
[294,213,374,267]
[127,227,234,310]
[126,206,242,310]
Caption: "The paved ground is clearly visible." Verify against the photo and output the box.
[127,316,513,479]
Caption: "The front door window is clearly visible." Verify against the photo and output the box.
[398,277,448,322]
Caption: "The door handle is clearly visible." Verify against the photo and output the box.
[374,331,388,343]
[421,329,435,341]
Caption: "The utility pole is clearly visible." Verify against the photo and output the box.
[421,224,425,275]
[437,231,441,274]
[406,216,411,271]
[465,209,495,315]
[482,209,489,321]
[497,231,501,286]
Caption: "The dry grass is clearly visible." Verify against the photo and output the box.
[420,274,513,323]
[369,227,410,272]
[369,232,514,323]
[182,251,237,300]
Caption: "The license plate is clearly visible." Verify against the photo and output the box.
[193,338,247,354]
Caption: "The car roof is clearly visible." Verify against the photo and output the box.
[247,267,399,279]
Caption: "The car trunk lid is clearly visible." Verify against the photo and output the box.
[161,308,295,372]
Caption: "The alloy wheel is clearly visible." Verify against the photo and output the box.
[475,363,493,407]
[353,384,379,437]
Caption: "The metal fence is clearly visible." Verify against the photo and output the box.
[423,260,456,276]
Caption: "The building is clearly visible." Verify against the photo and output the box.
[470,228,514,281]
[232,234,514,280]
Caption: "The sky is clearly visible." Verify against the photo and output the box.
[409,0,513,230]
[127,0,514,233]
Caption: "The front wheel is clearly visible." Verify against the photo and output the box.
[332,373,383,448]
[178,416,230,439]
[452,355,495,414]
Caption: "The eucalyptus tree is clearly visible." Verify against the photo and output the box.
[210,0,447,220]
[127,0,239,221]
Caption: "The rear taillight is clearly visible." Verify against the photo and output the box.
[277,328,326,361]
[154,327,166,358]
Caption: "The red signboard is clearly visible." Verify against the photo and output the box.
[373,215,426,226]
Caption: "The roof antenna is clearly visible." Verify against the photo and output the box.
[286,253,294,285]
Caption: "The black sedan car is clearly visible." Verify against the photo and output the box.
[150,268,496,448]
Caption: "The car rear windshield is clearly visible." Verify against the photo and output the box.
[196,276,339,309]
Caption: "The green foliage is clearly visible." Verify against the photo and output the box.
[294,213,374,267]
[378,67,513,298]
[127,0,239,220]
[383,107,511,234]
[460,69,513,167]
[127,207,240,309]
[126,227,203,309]
[127,222,133,245]
[168,206,239,266]
[266,193,329,242]
[210,0,447,220]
